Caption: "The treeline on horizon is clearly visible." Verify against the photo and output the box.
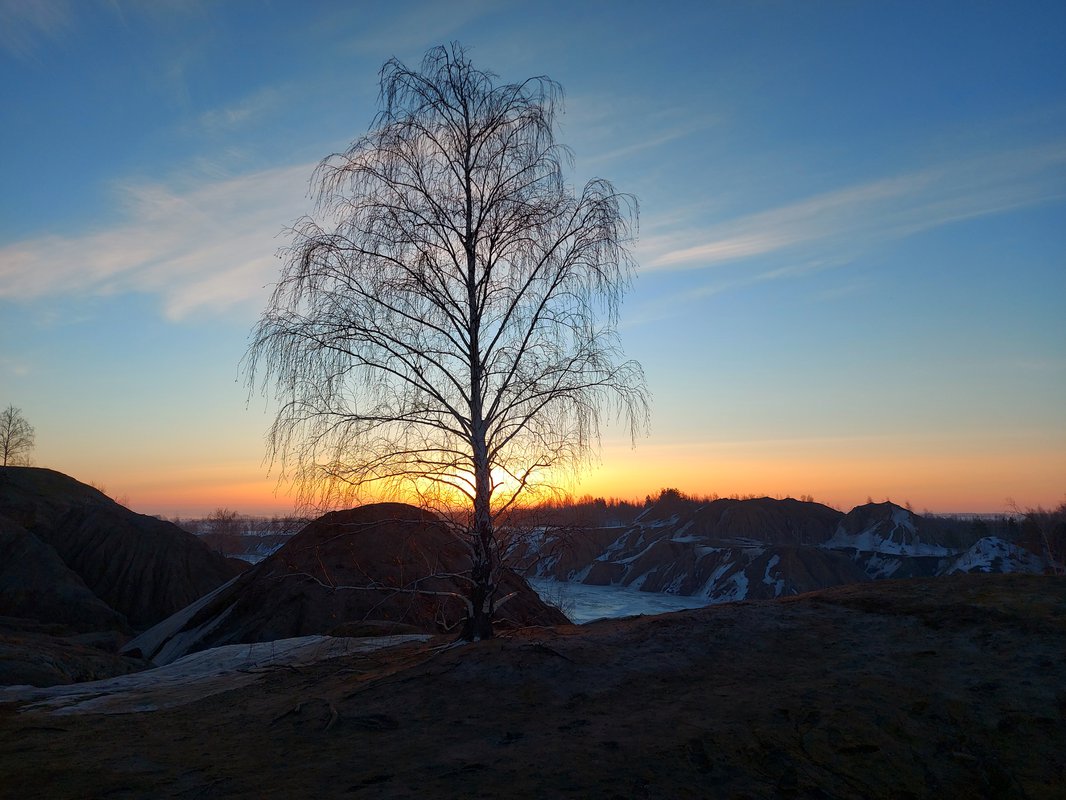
[172,488,1065,568]
[516,488,1064,545]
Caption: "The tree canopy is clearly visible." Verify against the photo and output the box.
[247,44,648,638]
[0,405,35,467]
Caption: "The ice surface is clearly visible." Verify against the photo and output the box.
[529,578,709,624]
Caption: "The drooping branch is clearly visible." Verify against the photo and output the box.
[245,43,648,639]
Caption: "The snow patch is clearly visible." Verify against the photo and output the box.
[694,545,722,559]
[699,558,738,598]
[891,505,917,532]
[642,514,679,528]
[628,571,651,591]
[569,563,595,583]
[123,575,240,664]
[823,518,956,557]
[762,554,780,583]
[944,537,1044,575]
[762,554,785,597]
[862,553,903,579]
[671,520,697,541]
[663,573,686,595]
[718,570,749,602]
[600,532,633,559]
[617,538,663,565]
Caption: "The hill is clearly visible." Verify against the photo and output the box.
[125,503,568,665]
[0,467,246,686]
[0,467,243,630]
[523,497,1047,601]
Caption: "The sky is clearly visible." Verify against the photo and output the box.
[1,0,1063,517]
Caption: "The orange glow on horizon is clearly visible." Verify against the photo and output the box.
[572,437,1066,514]
[66,434,1063,518]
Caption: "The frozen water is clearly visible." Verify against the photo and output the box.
[529,578,709,624]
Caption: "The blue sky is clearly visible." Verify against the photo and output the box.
[1,0,1063,515]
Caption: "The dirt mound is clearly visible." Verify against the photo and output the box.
[530,498,863,599]
[0,516,127,634]
[2,573,1062,798]
[0,467,243,629]
[681,496,844,545]
[127,503,568,664]
[827,500,981,554]
[527,498,1035,599]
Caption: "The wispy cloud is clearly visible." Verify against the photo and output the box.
[643,141,1066,271]
[582,119,715,167]
[0,0,72,60]
[196,85,285,133]
[0,164,313,320]
[563,92,720,170]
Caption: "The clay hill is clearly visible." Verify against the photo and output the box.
[521,495,1048,602]
[2,573,1062,798]
[0,467,242,630]
[126,503,568,665]
[0,467,245,686]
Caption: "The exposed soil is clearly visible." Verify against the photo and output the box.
[125,503,567,666]
[0,467,242,630]
[2,573,1063,799]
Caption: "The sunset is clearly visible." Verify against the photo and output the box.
[2,4,1065,796]
[2,2,1062,517]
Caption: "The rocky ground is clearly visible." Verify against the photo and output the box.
[2,573,1063,799]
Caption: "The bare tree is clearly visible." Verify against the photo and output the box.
[202,507,245,556]
[0,405,35,467]
[1012,498,1066,576]
[246,44,649,640]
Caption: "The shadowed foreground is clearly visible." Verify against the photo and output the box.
[2,574,1063,799]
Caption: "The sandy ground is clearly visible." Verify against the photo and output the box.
[2,573,1063,799]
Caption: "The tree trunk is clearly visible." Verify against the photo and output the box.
[462,558,495,641]
[462,162,496,641]
[463,432,496,640]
